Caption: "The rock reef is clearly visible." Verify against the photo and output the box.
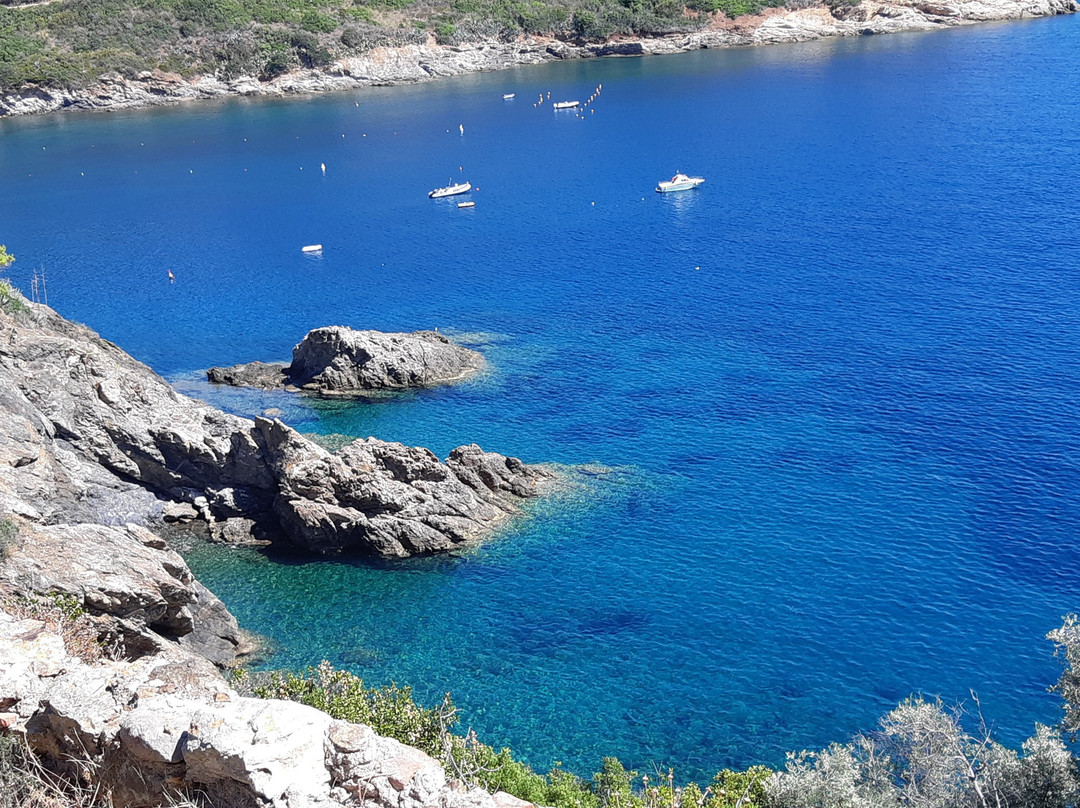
[208,326,485,395]
[0,300,552,558]
[0,0,1074,118]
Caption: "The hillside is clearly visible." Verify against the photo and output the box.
[0,0,788,91]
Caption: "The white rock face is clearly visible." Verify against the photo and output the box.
[0,611,511,808]
[0,0,1074,118]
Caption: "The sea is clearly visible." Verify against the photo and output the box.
[2,13,1080,782]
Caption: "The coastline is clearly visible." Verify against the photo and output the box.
[1,0,1075,118]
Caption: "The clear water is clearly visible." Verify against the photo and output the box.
[3,15,1080,781]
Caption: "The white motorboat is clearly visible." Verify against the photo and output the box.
[655,173,705,193]
[503,93,515,99]
[428,181,472,199]
[553,101,579,109]
[458,201,475,208]
[301,244,323,253]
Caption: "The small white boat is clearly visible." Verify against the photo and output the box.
[429,181,472,199]
[655,173,705,193]
[301,244,323,253]
[553,101,579,110]
[503,93,515,100]
[458,201,475,208]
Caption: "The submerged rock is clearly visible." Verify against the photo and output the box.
[206,360,288,389]
[209,326,485,395]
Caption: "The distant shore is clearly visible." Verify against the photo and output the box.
[1,0,1075,118]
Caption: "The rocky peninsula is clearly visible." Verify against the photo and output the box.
[0,0,1075,118]
[208,326,485,395]
[0,292,554,805]
[0,299,552,558]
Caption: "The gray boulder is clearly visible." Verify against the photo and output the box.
[206,360,288,389]
[208,326,485,395]
[288,327,485,392]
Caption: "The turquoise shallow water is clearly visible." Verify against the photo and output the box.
[4,15,1080,780]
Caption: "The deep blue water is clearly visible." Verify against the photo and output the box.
[4,15,1080,781]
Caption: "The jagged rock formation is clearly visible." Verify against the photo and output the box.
[0,296,551,804]
[0,607,531,808]
[0,521,248,666]
[208,327,485,395]
[0,300,552,559]
[0,0,1074,117]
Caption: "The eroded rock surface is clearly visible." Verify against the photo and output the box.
[0,609,523,808]
[0,299,552,559]
[209,326,485,395]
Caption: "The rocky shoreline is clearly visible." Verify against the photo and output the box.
[0,300,553,558]
[1,0,1075,118]
[0,294,556,805]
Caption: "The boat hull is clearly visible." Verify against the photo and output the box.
[429,182,472,198]
[656,178,705,193]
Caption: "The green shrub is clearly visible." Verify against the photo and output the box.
[434,20,456,41]
[0,518,18,559]
[301,8,339,32]
[249,661,454,757]
[344,6,375,23]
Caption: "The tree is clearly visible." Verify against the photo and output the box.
[0,245,13,270]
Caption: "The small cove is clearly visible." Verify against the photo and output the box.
[4,16,1080,780]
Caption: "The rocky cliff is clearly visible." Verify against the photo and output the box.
[0,597,535,808]
[0,0,1074,117]
[0,294,554,806]
[0,300,553,559]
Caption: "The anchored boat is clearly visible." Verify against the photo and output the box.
[656,173,705,193]
[553,101,579,110]
[429,181,472,199]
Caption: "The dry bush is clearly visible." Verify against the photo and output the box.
[1,593,105,663]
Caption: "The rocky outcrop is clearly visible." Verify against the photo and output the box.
[261,419,551,556]
[206,359,289,390]
[208,327,485,395]
[0,298,552,558]
[0,608,524,808]
[0,518,250,665]
[0,0,1074,118]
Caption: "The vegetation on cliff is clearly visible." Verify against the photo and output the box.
[241,616,1080,808]
[0,0,822,91]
